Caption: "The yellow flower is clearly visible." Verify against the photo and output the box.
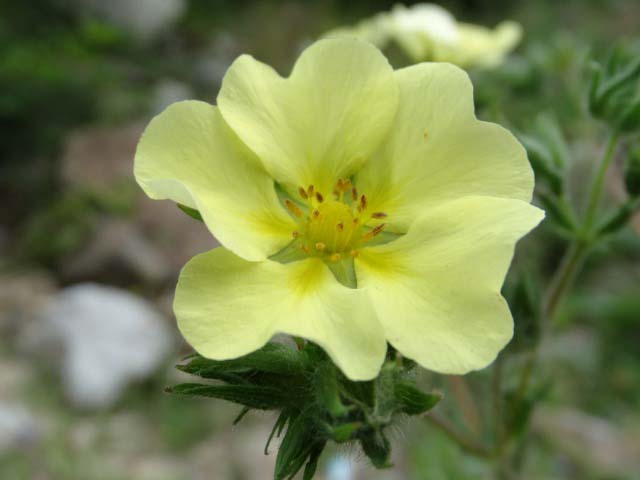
[135,38,543,381]
[328,3,522,69]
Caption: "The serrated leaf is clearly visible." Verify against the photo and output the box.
[167,383,289,410]
[394,381,442,415]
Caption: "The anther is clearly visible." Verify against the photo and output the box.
[359,194,368,211]
[330,253,341,262]
[285,199,303,217]
[351,187,358,201]
[341,179,352,191]
[307,185,315,196]
[362,223,386,241]
[312,209,320,219]
[292,231,300,238]
[371,212,388,219]
[301,245,310,254]
[372,223,386,235]
[298,187,308,199]
[352,218,359,225]
[315,242,326,251]
[315,192,324,203]
[350,249,359,258]
[336,222,344,232]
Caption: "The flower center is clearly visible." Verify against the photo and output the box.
[285,179,388,262]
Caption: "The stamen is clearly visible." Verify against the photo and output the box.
[292,231,299,238]
[351,187,358,201]
[301,245,310,254]
[307,185,315,196]
[312,209,320,219]
[330,253,341,262]
[352,218,359,225]
[371,212,388,219]
[359,194,368,212]
[315,192,324,203]
[298,187,308,199]
[315,242,326,251]
[362,223,385,241]
[350,249,359,258]
[336,222,344,232]
[285,199,303,217]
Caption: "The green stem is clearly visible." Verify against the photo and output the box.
[425,413,491,458]
[511,131,620,455]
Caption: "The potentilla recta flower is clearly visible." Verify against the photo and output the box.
[328,3,522,69]
[134,38,543,380]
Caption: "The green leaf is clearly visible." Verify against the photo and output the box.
[394,381,442,415]
[536,190,576,233]
[275,412,324,480]
[177,203,203,221]
[302,443,326,480]
[177,343,306,378]
[595,198,639,237]
[166,383,289,410]
[519,133,564,195]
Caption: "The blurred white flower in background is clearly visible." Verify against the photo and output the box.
[326,3,522,69]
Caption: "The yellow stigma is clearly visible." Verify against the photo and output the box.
[285,179,388,260]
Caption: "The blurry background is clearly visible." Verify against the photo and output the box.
[1,0,639,479]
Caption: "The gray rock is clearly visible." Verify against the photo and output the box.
[61,219,171,286]
[39,284,173,409]
[0,403,41,453]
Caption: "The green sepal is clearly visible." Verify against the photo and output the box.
[393,380,442,415]
[177,203,203,221]
[269,239,309,264]
[326,255,357,289]
[360,430,392,469]
[327,421,362,443]
[166,383,290,410]
[314,363,350,417]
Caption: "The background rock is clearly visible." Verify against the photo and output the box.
[38,284,173,409]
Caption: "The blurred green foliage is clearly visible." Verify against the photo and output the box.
[1,1,640,479]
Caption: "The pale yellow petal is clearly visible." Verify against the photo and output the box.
[356,62,534,232]
[134,101,297,261]
[356,196,544,374]
[218,38,398,194]
[175,248,387,381]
